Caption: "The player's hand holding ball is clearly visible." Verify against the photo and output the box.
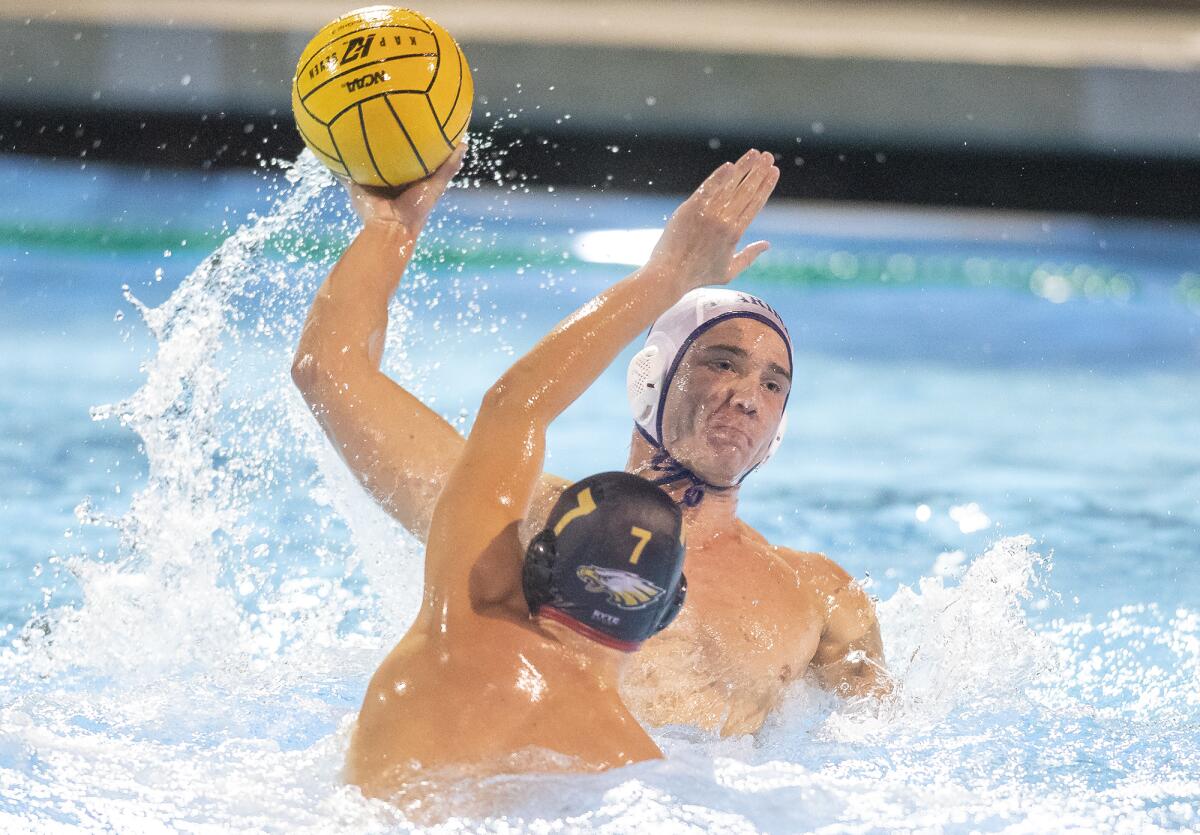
[347,143,466,233]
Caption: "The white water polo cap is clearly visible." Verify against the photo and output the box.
[627,288,793,487]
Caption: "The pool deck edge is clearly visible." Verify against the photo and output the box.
[2,1,1199,157]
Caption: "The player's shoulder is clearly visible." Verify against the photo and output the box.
[772,544,858,596]
[773,546,878,639]
[733,521,852,589]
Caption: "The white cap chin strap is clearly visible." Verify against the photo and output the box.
[626,288,792,489]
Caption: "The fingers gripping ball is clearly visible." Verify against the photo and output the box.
[292,6,473,186]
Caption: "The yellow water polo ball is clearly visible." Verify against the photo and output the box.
[292,6,473,187]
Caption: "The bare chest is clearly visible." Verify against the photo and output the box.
[620,538,824,733]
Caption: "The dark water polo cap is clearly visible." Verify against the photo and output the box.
[523,471,687,651]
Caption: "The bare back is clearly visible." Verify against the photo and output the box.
[346,606,658,798]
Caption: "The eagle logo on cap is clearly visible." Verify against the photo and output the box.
[576,566,665,609]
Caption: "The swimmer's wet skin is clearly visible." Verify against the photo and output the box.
[294,147,885,747]
[294,148,780,797]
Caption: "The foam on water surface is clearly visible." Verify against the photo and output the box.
[1,152,1198,832]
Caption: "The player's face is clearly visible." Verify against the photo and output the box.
[659,318,791,487]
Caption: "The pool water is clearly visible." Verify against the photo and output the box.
[0,149,1198,832]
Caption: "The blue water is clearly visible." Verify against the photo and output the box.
[1,151,1198,832]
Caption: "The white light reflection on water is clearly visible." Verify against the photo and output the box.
[949,501,992,534]
[0,152,1198,832]
[571,228,663,266]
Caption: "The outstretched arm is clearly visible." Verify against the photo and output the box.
[423,150,782,614]
[291,147,478,540]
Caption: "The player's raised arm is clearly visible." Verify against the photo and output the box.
[421,150,781,614]
[290,147,471,540]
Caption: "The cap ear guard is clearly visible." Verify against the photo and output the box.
[757,411,789,470]
[653,571,687,634]
[626,330,677,441]
[522,530,557,614]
